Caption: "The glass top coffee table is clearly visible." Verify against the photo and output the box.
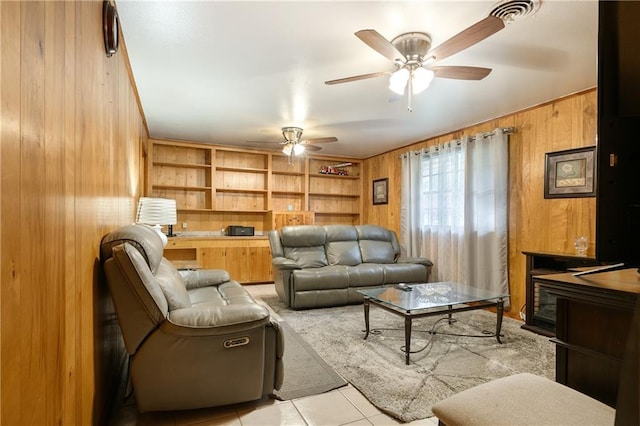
[357,282,510,364]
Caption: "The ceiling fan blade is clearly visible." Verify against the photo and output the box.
[428,16,505,62]
[429,65,492,80]
[304,137,338,144]
[304,145,322,152]
[325,71,392,85]
[355,29,405,62]
[245,140,283,145]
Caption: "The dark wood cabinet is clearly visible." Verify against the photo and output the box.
[533,269,639,407]
[522,252,605,336]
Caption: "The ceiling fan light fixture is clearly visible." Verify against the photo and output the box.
[282,143,293,156]
[293,143,305,155]
[412,67,435,94]
[389,68,410,95]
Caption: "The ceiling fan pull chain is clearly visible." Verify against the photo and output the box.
[407,76,413,112]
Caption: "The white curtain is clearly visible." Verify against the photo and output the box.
[400,151,423,257]
[420,140,467,284]
[400,129,509,298]
[463,131,509,296]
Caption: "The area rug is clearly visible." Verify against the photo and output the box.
[263,296,555,422]
[273,321,347,400]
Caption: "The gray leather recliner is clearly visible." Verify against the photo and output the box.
[100,224,283,413]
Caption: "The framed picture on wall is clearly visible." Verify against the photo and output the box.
[544,146,596,198]
[372,178,388,205]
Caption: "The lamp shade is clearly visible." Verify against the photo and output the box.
[136,197,177,225]
[293,143,305,155]
[389,68,410,95]
[411,67,435,94]
[135,197,177,246]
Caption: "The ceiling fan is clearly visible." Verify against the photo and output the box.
[325,15,506,111]
[246,127,338,162]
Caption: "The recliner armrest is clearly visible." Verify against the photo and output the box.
[396,256,434,267]
[272,257,302,270]
[179,269,231,290]
[166,303,271,335]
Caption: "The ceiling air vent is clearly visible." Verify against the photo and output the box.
[489,0,541,23]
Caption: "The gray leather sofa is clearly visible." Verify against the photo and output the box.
[268,224,433,309]
[100,224,283,413]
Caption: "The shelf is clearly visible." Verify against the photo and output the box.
[214,209,270,213]
[216,166,268,173]
[272,170,305,176]
[177,208,271,213]
[153,161,212,169]
[272,190,305,195]
[313,211,360,215]
[216,188,267,194]
[152,184,211,191]
[149,140,363,229]
[177,208,215,213]
[309,192,360,198]
[310,173,360,180]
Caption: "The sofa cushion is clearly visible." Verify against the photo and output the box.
[358,240,395,263]
[292,266,349,291]
[188,280,254,307]
[356,225,397,263]
[155,258,191,310]
[281,225,326,246]
[101,224,164,273]
[325,225,362,266]
[381,263,427,283]
[281,225,328,268]
[346,264,384,287]
[284,247,328,268]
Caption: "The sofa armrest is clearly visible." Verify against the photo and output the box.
[166,303,271,335]
[179,269,231,290]
[397,256,434,267]
[272,257,302,270]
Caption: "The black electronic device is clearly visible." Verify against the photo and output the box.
[226,226,255,236]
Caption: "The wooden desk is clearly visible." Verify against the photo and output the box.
[534,268,640,407]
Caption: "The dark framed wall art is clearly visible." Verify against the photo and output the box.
[372,178,389,205]
[544,146,596,199]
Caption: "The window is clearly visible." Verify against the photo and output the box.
[421,147,464,229]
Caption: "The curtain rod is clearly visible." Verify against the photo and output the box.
[399,127,516,158]
[469,126,516,142]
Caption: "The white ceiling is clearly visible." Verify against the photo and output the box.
[117,0,598,159]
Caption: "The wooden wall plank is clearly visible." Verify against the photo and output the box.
[1,2,24,424]
[1,1,146,424]
[62,1,79,422]
[363,90,597,320]
[43,2,66,423]
[20,3,48,424]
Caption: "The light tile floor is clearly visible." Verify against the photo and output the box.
[110,284,440,426]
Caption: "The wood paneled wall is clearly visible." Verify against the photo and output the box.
[363,89,597,318]
[0,2,146,424]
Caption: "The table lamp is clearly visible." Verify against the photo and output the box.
[135,197,177,246]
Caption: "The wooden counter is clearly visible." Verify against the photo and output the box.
[534,268,639,406]
[165,236,273,284]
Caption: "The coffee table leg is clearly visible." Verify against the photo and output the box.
[496,298,504,344]
[447,305,453,324]
[405,316,412,365]
[363,297,370,340]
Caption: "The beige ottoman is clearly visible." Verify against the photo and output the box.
[431,373,615,426]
